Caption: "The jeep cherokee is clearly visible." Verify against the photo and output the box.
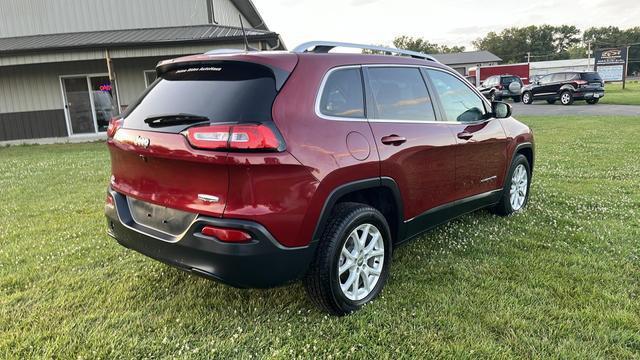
[105,41,534,315]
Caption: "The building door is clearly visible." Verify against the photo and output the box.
[61,75,118,135]
[62,77,95,135]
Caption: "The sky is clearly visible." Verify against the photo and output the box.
[251,0,640,50]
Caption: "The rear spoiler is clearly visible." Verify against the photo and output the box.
[156,59,294,91]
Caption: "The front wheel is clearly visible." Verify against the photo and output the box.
[560,90,574,105]
[586,98,599,104]
[305,203,392,315]
[491,154,531,216]
[522,91,533,104]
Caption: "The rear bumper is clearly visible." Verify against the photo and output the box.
[574,89,605,100]
[105,188,316,288]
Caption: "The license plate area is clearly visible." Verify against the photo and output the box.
[127,197,198,236]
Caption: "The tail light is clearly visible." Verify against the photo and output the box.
[575,80,588,87]
[201,226,252,243]
[184,124,283,151]
[107,117,123,138]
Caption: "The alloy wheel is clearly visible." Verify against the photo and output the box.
[338,223,385,301]
[509,164,528,211]
[561,92,571,105]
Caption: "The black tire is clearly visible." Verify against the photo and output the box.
[560,90,574,105]
[512,96,521,103]
[304,202,392,316]
[491,154,531,216]
[586,98,599,104]
[546,99,557,104]
[522,91,533,104]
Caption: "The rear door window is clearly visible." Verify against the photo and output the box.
[318,68,365,119]
[367,67,436,121]
[123,62,278,132]
[551,73,567,82]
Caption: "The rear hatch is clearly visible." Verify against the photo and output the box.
[108,55,296,218]
[580,72,605,89]
[501,76,523,94]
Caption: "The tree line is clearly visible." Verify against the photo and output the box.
[391,26,640,74]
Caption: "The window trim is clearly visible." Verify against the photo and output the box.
[314,63,492,125]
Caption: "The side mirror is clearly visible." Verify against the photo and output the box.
[492,101,512,119]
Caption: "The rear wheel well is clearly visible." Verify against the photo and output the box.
[334,187,400,244]
[517,146,534,170]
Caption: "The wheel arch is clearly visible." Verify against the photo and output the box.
[312,177,405,245]
[513,142,534,171]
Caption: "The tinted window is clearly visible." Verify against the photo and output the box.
[501,76,521,85]
[368,67,436,121]
[319,68,365,118]
[427,69,486,123]
[565,73,579,81]
[123,62,277,132]
[581,72,602,82]
[551,73,567,82]
[539,75,553,84]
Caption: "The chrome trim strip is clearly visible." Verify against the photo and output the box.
[293,41,440,63]
[198,194,220,203]
[480,175,498,183]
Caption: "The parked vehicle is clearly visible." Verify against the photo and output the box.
[521,71,605,105]
[477,75,523,102]
[104,41,535,315]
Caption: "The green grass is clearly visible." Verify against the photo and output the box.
[1,116,639,359]
[601,81,640,105]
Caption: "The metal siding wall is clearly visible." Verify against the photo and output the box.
[0,60,108,113]
[0,0,251,38]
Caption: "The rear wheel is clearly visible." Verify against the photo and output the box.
[491,154,531,216]
[522,91,533,104]
[586,98,599,104]
[560,90,574,105]
[305,203,392,315]
[546,99,557,104]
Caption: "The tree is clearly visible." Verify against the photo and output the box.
[392,35,465,54]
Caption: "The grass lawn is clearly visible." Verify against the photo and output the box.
[1,116,639,359]
[601,81,640,105]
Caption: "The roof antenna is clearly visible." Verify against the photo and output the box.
[239,14,258,52]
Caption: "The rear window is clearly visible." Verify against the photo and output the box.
[581,72,602,82]
[501,76,521,85]
[123,62,278,131]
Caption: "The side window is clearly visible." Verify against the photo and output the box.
[426,69,486,123]
[367,67,436,121]
[539,75,552,84]
[319,68,365,118]
[552,73,566,82]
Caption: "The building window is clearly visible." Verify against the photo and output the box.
[144,70,157,87]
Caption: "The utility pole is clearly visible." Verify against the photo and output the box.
[587,41,592,70]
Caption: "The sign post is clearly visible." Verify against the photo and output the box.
[595,47,629,88]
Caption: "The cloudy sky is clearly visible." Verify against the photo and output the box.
[251,0,640,50]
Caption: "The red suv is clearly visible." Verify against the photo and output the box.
[105,42,534,315]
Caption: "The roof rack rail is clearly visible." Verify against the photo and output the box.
[292,41,440,62]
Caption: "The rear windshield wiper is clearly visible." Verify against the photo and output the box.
[144,113,210,128]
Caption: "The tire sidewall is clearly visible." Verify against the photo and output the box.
[504,155,532,213]
[522,92,532,104]
[328,211,392,312]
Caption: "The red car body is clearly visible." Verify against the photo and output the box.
[105,50,534,290]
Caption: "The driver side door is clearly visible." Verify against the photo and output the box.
[424,68,508,200]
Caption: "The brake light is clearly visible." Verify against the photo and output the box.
[201,226,252,243]
[184,124,282,151]
[107,117,123,138]
[575,80,588,86]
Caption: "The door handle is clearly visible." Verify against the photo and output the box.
[381,135,407,146]
[457,131,473,140]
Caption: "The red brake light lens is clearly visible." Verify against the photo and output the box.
[107,117,123,138]
[201,226,252,243]
[185,124,282,151]
[575,80,588,86]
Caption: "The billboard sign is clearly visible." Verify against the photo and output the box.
[595,47,628,82]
